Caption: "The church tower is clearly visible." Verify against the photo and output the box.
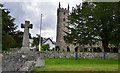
[56,2,69,51]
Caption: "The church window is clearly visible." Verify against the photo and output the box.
[63,18,65,21]
[63,12,65,15]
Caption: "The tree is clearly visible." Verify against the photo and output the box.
[41,44,50,51]
[64,2,96,49]
[13,30,32,48]
[0,4,3,50]
[2,7,17,36]
[32,36,39,48]
[13,30,23,47]
[110,2,120,49]
[2,33,16,50]
[1,4,33,49]
[92,2,119,52]
[64,2,120,53]
[1,4,17,50]
[32,34,43,50]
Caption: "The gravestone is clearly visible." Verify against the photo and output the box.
[21,21,33,47]
[21,21,33,53]
[35,58,45,67]
[2,21,45,72]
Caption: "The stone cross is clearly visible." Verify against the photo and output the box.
[21,21,33,47]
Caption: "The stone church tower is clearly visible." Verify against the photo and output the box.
[56,2,70,51]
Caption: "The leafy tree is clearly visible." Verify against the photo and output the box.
[1,4,33,49]
[1,4,17,50]
[64,2,120,52]
[2,33,16,50]
[64,2,96,48]
[13,30,32,48]
[32,36,39,48]
[32,34,43,50]
[13,30,23,47]
[2,7,17,36]
[0,4,3,50]
[110,2,120,49]
[91,2,119,52]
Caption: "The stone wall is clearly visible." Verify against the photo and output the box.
[2,51,41,72]
[38,52,118,59]
[2,51,118,72]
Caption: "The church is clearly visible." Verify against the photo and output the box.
[56,2,75,52]
[56,2,103,52]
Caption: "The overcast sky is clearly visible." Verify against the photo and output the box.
[2,0,82,42]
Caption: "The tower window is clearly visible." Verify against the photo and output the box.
[63,18,65,21]
[63,12,65,15]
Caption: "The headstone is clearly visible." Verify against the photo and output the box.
[21,21,33,53]
[35,58,45,67]
[21,21,33,47]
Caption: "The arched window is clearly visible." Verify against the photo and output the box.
[63,12,65,15]
[63,18,65,21]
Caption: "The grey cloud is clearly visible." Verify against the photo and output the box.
[4,2,26,28]
[3,1,75,41]
[25,2,57,30]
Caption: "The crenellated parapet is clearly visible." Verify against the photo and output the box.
[57,7,69,13]
[57,2,69,14]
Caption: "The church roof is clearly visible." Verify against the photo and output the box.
[43,38,55,45]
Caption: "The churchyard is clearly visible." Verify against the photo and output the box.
[2,51,119,72]
[1,1,120,73]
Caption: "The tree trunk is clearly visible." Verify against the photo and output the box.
[118,45,120,53]
[119,46,120,59]
[102,39,109,59]
[102,40,109,52]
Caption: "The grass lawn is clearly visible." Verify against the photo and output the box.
[32,58,118,71]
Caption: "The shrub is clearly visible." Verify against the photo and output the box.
[97,47,102,52]
[41,44,50,51]
[111,47,118,53]
[2,34,16,50]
